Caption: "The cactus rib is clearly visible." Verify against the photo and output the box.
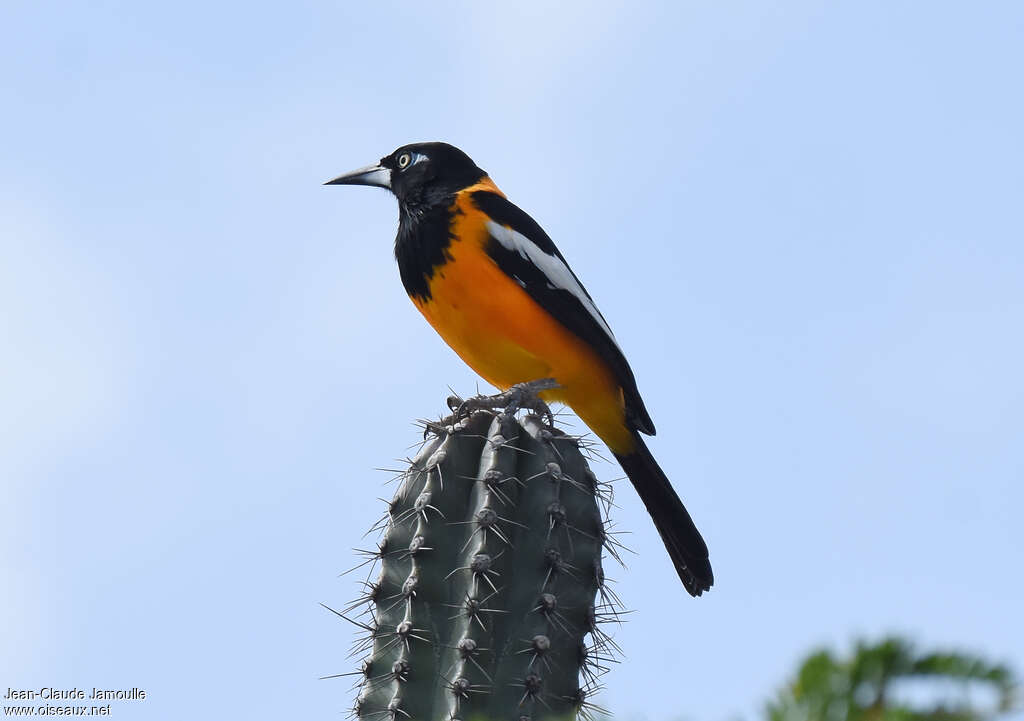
[341,407,620,721]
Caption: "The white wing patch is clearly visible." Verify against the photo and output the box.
[485,220,621,349]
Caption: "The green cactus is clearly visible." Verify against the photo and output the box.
[334,406,620,721]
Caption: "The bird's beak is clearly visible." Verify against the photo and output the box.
[324,163,391,189]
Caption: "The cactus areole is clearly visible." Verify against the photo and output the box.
[340,408,619,721]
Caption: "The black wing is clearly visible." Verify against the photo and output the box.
[472,190,656,435]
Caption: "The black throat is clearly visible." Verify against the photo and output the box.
[394,198,456,301]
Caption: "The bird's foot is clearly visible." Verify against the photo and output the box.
[443,378,559,428]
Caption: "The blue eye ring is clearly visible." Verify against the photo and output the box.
[396,151,429,170]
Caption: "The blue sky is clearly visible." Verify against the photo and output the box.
[2,2,1022,720]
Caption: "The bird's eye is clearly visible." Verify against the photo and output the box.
[397,152,412,169]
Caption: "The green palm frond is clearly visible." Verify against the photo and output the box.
[766,637,1017,721]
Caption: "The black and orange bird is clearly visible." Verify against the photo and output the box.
[326,142,713,596]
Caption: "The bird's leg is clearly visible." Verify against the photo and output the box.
[444,378,559,427]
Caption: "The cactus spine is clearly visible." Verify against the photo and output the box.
[339,407,619,721]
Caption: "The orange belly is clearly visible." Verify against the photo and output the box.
[411,187,635,453]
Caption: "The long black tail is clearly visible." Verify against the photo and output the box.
[614,434,713,596]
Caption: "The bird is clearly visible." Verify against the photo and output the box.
[326,142,713,596]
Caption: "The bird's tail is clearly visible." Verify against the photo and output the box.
[614,434,713,596]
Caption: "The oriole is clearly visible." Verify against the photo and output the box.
[326,142,713,596]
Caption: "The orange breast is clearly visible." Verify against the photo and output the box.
[411,181,634,453]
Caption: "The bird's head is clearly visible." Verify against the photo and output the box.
[325,142,486,217]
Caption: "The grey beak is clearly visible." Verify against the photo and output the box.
[324,163,392,189]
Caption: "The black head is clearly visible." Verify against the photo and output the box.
[325,142,486,215]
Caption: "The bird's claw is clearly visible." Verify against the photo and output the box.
[440,378,559,429]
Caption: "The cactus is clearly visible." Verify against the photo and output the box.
[333,406,621,721]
